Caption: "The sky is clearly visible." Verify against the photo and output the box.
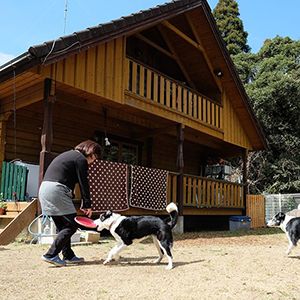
[0,0,300,66]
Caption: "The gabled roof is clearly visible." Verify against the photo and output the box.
[0,0,205,79]
[0,0,267,150]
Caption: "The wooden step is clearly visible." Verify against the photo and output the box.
[6,202,30,212]
[0,215,15,219]
[0,199,37,245]
[4,211,19,217]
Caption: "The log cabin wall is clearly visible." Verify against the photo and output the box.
[6,105,42,163]
[5,98,205,178]
[32,35,255,152]
[37,37,126,104]
[5,100,150,165]
[151,135,177,172]
[222,92,252,149]
[151,134,205,175]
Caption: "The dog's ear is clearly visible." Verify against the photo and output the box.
[100,210,113,222]
[106,210,113,217]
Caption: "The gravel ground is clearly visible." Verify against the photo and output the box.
[0,228,299,300]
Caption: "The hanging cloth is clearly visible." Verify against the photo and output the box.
[129,165,168,210]
[88,160,129,212]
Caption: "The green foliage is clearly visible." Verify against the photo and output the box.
[232,52,258,84]
[213,1,300,193]
[234,37,300,193]
[285,196,297,211]
[213,0,250,55]
[0,199,7,209]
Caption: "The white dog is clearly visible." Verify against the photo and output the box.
[94,203,178,270]
[267,212,300,255]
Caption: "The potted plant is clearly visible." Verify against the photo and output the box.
[0,200,7,215]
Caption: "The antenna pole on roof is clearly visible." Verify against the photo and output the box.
[63,0,69,35]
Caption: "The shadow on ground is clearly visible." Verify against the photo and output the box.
[174,227,282,241]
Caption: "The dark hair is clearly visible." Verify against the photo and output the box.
[75,140,102,159]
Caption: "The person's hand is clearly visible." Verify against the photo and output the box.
[80,208,92,218]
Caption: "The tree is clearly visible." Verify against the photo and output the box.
[213,0,250,55]
[212,1,300,193]
[243,37,300,193]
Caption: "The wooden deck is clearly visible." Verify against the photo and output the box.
[75,172,244,217]
[126,58,223,131]
[168,172,243,209]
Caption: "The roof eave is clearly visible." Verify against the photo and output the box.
[0,52,39,84]
[29,0,204,64]
[201,1,268,150]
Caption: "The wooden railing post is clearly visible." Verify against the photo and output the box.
[242,149,248,214]
[176,124,184,216]
[38,78,55,213]
[39,78,55,184]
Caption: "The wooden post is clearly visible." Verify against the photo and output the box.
[39,78,55,185]
[176,124,184,216]
[146,137,153,168]
[0,112,12,181]
[242,149,248,215]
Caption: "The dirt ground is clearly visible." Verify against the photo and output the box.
[0,228,299,300]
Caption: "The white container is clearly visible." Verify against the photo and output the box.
[71,231,81,243]
[38,218,57,244]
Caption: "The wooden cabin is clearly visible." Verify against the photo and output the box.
[0,0,266,233]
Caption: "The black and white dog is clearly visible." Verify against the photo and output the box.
[94,203,178,270]
[267,212,300,255]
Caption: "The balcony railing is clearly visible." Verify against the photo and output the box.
[126,58,223,130]
[168,173,244,209]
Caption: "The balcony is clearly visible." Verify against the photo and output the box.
[168,173,244,209]
[126,58,223,131]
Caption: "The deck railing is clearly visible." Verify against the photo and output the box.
[126,58,223,130]
[168,173,244,209]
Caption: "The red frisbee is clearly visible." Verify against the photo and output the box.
[75,216,97,229]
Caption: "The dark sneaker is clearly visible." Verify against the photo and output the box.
[65,256,85,264]
[42,255,66,267]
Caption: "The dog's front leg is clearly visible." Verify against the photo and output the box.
[286,242,294,255]
[103,242,126,265]
[286,233,294,255]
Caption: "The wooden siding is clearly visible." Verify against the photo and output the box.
[32,40,254,151]
[246,194,266,228]
[151,134,204,175]
[125,59,253,150]
[5,105,43,163]
[4,100,152,164]
[223,93,252,149]
[37,37,126,103]
[0,114,11,175]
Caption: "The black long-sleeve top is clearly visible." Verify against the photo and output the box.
[43,150,91,208]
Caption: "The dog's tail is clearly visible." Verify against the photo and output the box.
[166,202,178,229]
